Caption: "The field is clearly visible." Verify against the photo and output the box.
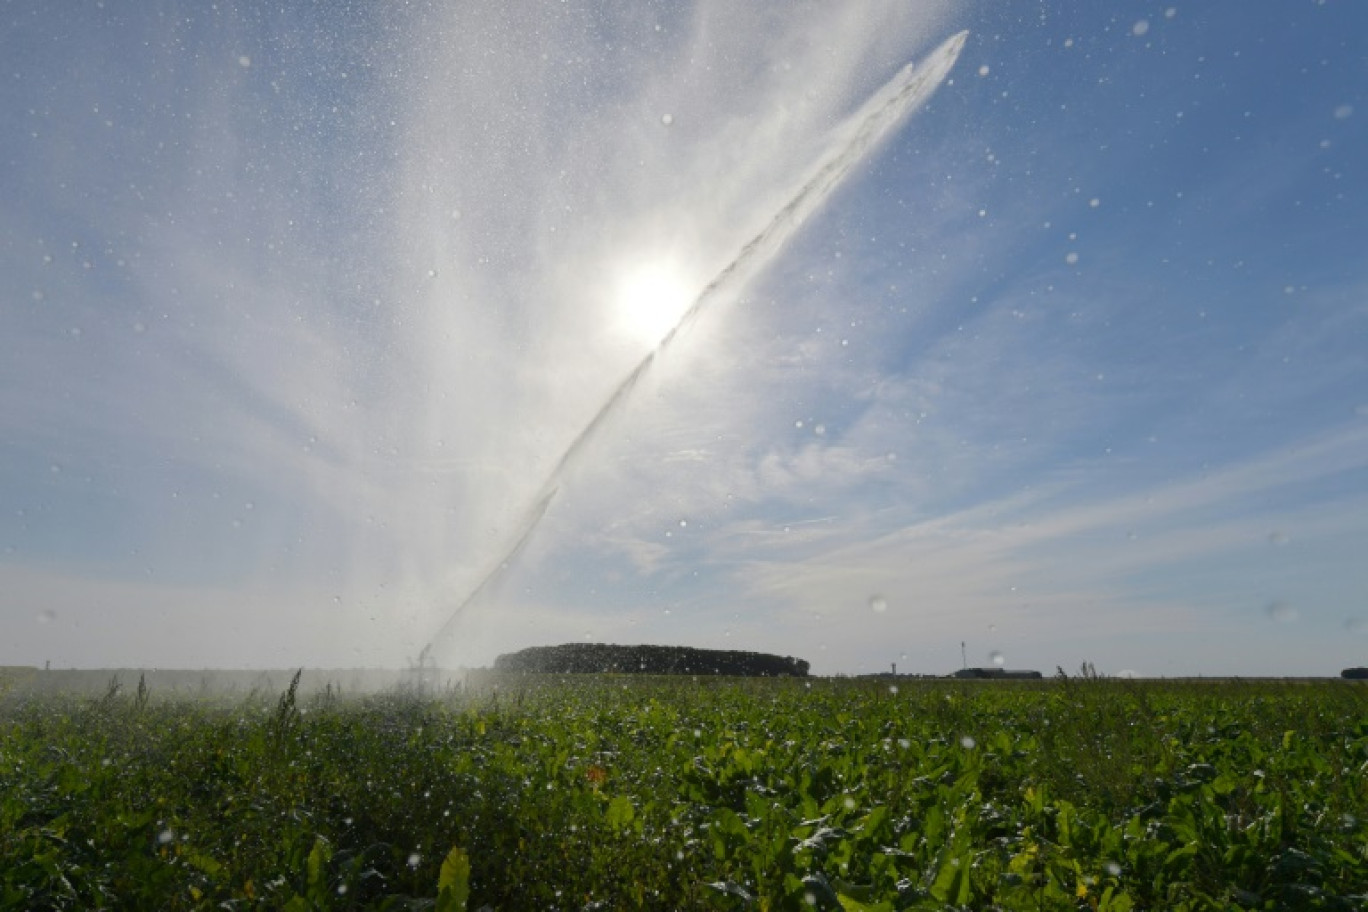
[2,672,1366,911]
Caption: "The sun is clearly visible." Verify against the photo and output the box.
[612,261,695,348]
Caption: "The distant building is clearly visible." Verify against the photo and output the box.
[950,667,1043,680]
[1342,667,1368,680]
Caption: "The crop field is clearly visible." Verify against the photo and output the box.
[2,672,1367,911]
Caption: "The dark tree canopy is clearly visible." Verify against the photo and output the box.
[951,667,1043,680]
[493,644,809,677]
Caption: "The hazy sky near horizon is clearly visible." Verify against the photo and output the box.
[3,1,1365,676]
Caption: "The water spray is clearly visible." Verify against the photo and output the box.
[424,30,969,659]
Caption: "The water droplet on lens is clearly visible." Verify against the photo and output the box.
[1333,104,1354,120]
[37,608,57,624]
[1266,600,1297,623]
[1132,19,1150,36]
[977,64,990,76]
[660,113,674,126]
[158,829,175,844]
[989,650,1005,666]
[406,852,421,869]
[1104,860,1122,876]
[960,735,976,749]
[869,595,887,613]
[1065,251,1079,265]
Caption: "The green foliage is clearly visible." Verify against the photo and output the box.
[1,676,1366,909]
[606,795,636,832]
[435,846,470,912]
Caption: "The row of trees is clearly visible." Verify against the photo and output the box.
[493,643,810,677]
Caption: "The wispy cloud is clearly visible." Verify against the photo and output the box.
[1,1,963,667]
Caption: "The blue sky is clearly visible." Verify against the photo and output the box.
[2,1,1365,676]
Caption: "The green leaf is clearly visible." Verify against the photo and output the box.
[706,880,755,902]
[1097,886,1135,912]
[930,857,971,904]
[856,805,889,839]
[606,795,636,831]
[186,849,223,878]
[922,805,945,844]
[436,846,471,912]
[837,894,893,912]
[306,835,332,902]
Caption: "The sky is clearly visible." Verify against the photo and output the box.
[2,1,1365,677]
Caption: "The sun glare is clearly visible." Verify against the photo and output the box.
[613,261,695,348]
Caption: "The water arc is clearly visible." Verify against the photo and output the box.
[424,31,969,660]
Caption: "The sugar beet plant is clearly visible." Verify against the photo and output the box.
[2,672,1367,910]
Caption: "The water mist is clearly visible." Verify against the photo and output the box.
[423,31,968,662]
